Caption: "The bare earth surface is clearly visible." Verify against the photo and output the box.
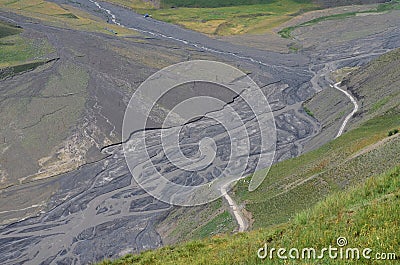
[220,4,381,53]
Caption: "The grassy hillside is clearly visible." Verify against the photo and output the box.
[234,110,399,227]
[100,165,399,264]
[103,0,393,36]
[156,199,237,245]
[106,0,318,35]
[156,0,318,35]
[0,21,22,38]
[0,21,54,78]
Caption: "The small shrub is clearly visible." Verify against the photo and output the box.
[303,106,315,118]
[388,129,399,137]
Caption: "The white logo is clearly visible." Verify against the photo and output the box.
[336,237,348,247]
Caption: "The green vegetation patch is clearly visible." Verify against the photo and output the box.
[371,96,390,113]
[0,22,54,80]
[388,128,399,137]
[157,199,236,244]
[0,24,54,69]
[303,106,315,117]
[54,13,79,19]
[118,0,317,35]
[192,211,234,239]
[0,21,22,38]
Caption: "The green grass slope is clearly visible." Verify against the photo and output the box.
[235,111,399,227]
[0,20,55,79]
[100,166,399,264]
[156,199,236,245]
[0,21,22,38]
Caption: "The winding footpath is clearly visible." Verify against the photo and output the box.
[220,181,248,232]
[331,82,359,138]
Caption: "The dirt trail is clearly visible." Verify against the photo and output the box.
[349,133,400,160]
[220,182,248,232]
[332,82,359,138]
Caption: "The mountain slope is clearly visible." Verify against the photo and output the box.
[344,48,400,128]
